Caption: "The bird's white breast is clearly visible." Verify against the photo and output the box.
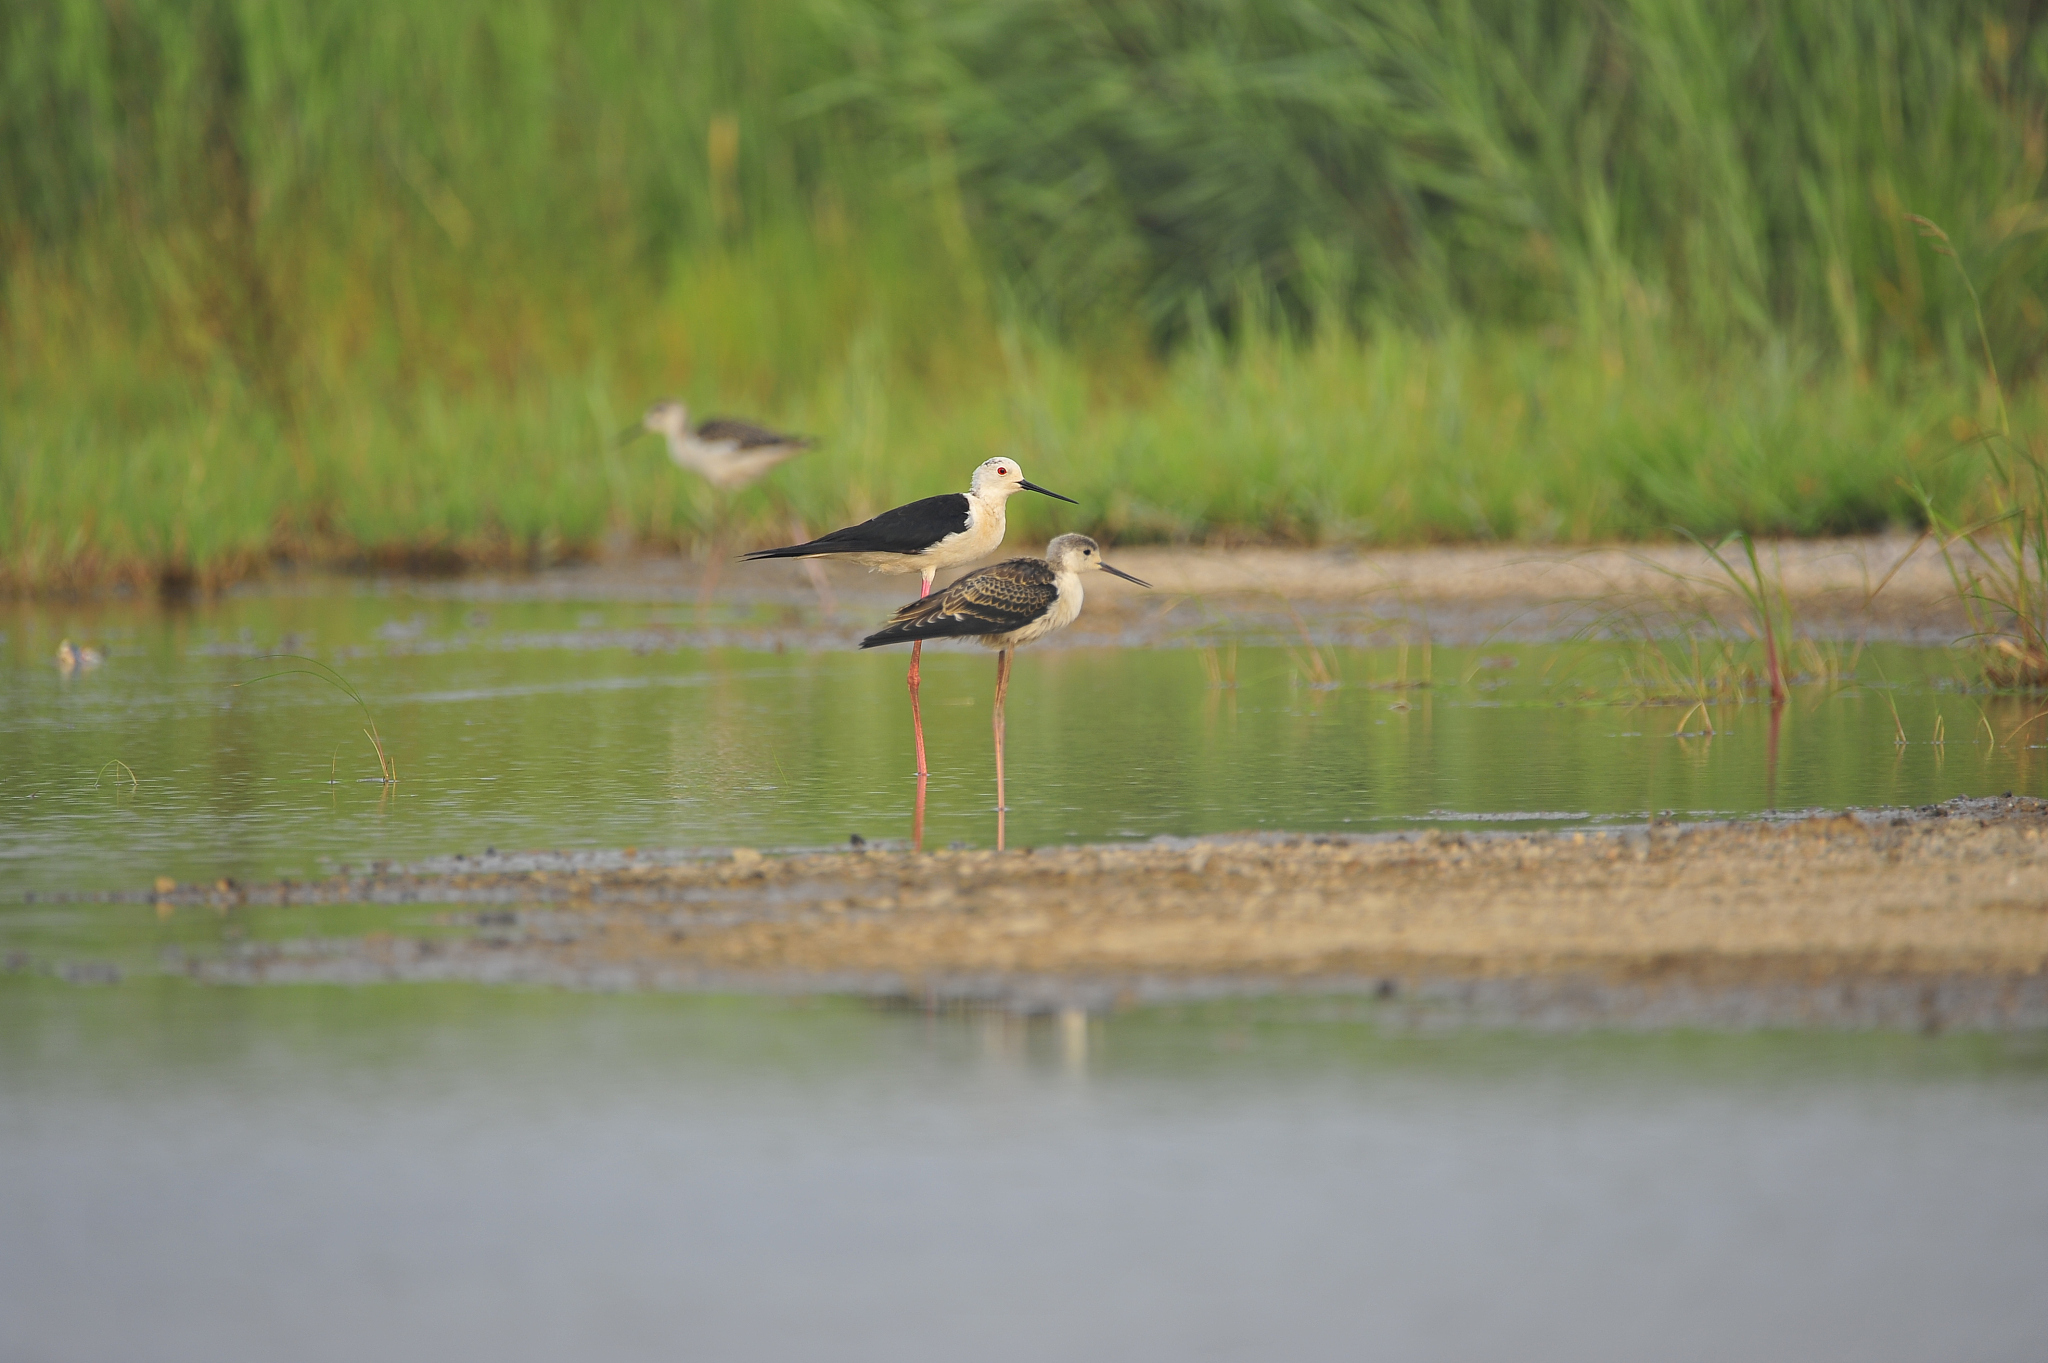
[670,433,796,490]
[921,495,1007,569]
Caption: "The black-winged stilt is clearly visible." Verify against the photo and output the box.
[632,400,813,490]
[859,533,1147,847]
[623,399,824,605]
[744,457,1076,777]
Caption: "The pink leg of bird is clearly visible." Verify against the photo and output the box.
[907,572,933,778]
[992,646,1012,837]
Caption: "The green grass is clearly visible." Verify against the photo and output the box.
[4,0,2047,591]
[2,292,2010,589]
[1899,216,2048,687]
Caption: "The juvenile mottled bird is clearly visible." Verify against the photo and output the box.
[634,399,813,491]
[860,534,1148,840]
[746,458,1076,777]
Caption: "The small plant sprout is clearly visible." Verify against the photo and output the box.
[236,654,398,783]
[1880,689,1908,746]
[1902,214,2048,688]
[1275,597,1338,689]
[1584,539,1840,710]
[1680,529,1791,704]
[2009,709,2048,748]
[1197,639,1239,689]
[94,759,138,791]
[1287,643,1337,689]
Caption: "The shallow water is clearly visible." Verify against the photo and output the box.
[5,579,2044,895]
[9,579,2045,1359]
[2,984,2044,1363]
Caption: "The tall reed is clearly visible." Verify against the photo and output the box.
[4,0,2047,589]
[1901,216,2048,687]
[829,0,2048,363]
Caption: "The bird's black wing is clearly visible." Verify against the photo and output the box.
[695,417,814,449]
[743,494,971,560]
[859,558,1056,647]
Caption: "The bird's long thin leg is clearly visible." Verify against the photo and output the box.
[695,494,731,615]
[908,572,933,778]
[787,516,837,619]
[993,647,1011,820]
[912,774,928,854]
[801,561,836,618]
[908,640,925,776]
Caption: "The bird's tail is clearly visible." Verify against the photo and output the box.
[740,542,820,562]
[858,594,951,649]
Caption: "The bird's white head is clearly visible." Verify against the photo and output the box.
[642,400,690,438]
[1045,533,1150,587]
[968,457,1078,507]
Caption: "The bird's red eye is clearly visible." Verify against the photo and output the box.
[996,466,1009,476]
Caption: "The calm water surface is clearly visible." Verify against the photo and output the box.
[5,581,2043,895]
[2,985,2044,1363]
[7,581,2046,1362]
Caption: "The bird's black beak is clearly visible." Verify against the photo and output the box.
[1019,479,1078,505]
[1100,562,1150,588]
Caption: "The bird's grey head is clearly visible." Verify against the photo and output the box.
[1046,533,1150,587]
[642,400,690,437]
[969,457,1078,506]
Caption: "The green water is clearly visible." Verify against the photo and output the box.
[7,566,2046,1361]
[3,583,2038,897]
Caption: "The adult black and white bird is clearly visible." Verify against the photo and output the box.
[860,533,1148,844]
[744,457,1077,777]
[624,399,823,607]
[633,399,813,491]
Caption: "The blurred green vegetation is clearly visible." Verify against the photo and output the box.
[4,0,2047,590]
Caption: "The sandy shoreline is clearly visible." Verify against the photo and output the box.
[379,532,1978,647]
[87,796,2048,1029]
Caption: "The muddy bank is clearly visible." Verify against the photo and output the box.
[32,534,1978,648]
[97,796,2048,1029]
[384,532,1972,647]
[1111,533,1969,644]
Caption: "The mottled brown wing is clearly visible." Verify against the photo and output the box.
[858,558,1056,647]
[695,417,813,449]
